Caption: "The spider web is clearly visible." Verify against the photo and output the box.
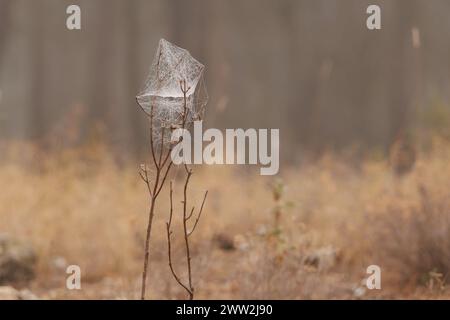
[136,39,208,146]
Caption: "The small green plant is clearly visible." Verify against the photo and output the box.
[270,178,294,235]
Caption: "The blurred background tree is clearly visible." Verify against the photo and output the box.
[0,0,449,162]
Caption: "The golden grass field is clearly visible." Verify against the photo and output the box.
[0,136,449,299]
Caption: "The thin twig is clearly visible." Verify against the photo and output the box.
[182,168,194,299]
[188,191,208,237]
[158,127,165,167]
[149,110,158,170]
[155,161,173,198]
[139,167,153,198]
[166,181,192,297]
[186,206,195,220]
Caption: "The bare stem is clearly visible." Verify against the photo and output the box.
[166,181,192,297]
[140,115,173,300]
[141,196,156,299]
[182,168,194,299]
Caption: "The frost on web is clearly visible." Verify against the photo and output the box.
[136,39,208,147]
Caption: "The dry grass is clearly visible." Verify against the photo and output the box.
[0,137,449,299]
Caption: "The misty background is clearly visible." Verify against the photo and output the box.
[0,0,449,161]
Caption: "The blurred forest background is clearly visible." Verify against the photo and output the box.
[1,0,450,161]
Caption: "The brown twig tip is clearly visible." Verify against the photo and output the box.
[139,170,147,182]
[188,190,208,237]
[187,206,195,220]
